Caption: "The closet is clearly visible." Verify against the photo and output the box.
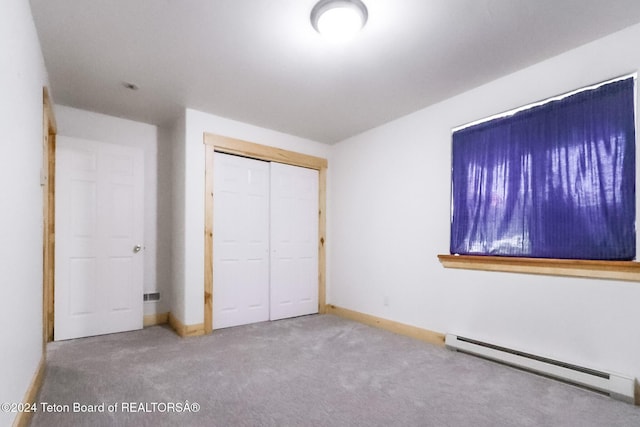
[212,152,319,329]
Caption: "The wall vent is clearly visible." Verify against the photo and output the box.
[143,292,160,302]
[445,334,636,403]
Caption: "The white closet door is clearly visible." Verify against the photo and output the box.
[55,136,144,340]
[213,153,270,329]
[270,162,319,320]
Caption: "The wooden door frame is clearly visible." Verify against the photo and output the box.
[43,88,57,345]
[203,133,328,334]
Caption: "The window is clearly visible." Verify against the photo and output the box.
[450,77,636,260]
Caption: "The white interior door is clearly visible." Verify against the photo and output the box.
[269,162,319,321]
[213,153,270,329]
[55,136,144,340]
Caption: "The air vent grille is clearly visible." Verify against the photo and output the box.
[143,292,160,302]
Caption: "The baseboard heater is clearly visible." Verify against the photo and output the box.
[445,334,636,403]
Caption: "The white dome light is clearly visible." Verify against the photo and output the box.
[311,0,368,41]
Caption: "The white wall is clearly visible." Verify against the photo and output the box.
[157,124,176,318]
[330,22,640,381]
[169,113,186,322]
[54,105,163,315]
[0,1,49,425]
[171,108,330,325]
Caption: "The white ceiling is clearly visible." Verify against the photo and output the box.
[30,0,640,144]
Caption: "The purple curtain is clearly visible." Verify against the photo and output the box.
[450,78,635,260]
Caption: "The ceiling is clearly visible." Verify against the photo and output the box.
[30,0,640,144]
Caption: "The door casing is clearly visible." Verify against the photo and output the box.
[203,133,328,333]
[43,87,57,345]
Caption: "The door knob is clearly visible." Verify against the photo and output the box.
[133,245,142,253]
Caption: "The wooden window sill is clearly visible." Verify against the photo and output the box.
[437,254,640,282]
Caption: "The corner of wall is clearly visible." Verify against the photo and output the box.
[156,125,176,316]
[169,113,187,324]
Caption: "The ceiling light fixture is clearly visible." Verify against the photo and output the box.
[310,0,368,41]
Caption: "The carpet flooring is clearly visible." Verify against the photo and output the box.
[31,314,640,426]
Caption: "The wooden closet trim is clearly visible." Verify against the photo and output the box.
[43,87,57,345]
[203,133,328,334]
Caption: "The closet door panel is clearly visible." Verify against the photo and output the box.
[213,153,270,329]
[270,162,319,320]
